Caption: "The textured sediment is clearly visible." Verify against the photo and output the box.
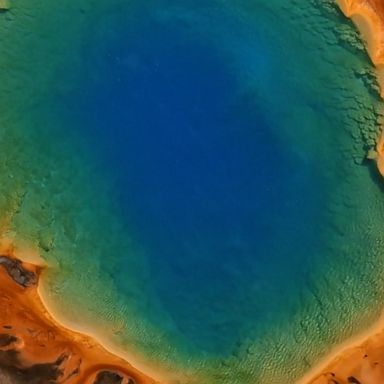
[0,253,157,384]
[299,316,384,384]
[1,1,384,383]
[337,0,384,175]
[337,0,384,67]
[298,1,384,383]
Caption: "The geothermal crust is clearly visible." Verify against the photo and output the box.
[0,254,157,384]
[300,1,384,383]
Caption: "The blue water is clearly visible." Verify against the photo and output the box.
[67,5,327,355]
[4,0,384,381]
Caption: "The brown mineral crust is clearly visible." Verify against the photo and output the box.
[337,0,384,175]
[298,5,384,384]
[0,255,38,287]
[299,320,384,383]
[0,254,158,384]
[94,370,125,384]
[337,0,384,66]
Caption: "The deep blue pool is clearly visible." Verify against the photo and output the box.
[68,6,326,354]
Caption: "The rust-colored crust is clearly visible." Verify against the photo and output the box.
[0,254,158,384]
[298,2,384,383]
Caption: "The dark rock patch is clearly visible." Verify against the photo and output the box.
[0,334,18,347]
[347,377,361,384]
[94,370,124,384]
[0,349,65,384]
[0,256,37,287]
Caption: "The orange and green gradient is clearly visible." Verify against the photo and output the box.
[0,1,383,384]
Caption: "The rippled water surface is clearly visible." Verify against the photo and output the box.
[1,1,384,383]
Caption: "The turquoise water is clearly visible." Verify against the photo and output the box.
[68,8,326,355]
[1,0,384,383]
